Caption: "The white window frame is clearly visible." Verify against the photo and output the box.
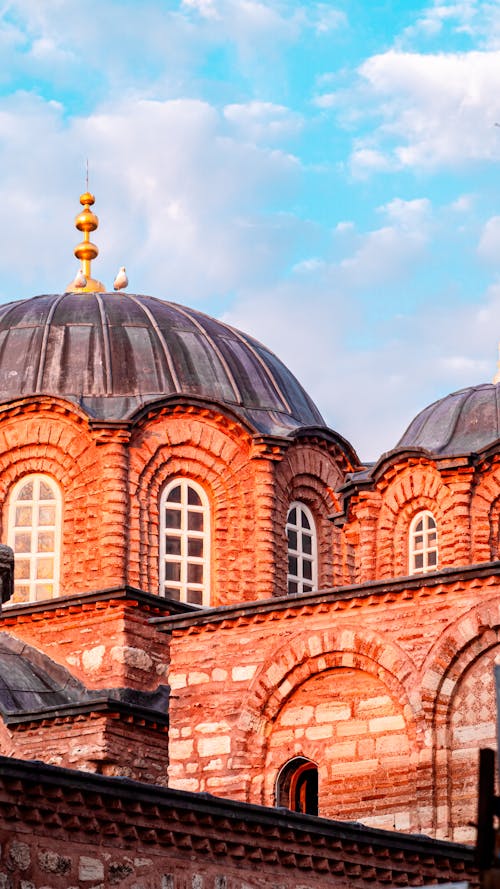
[159,478,210,607]
[286,501,318,594]
[7,474,62,604]
[409,510,438,575]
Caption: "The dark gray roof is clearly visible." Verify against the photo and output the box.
[0,292,325,435]
[396,383,500,457]
[0,632,169,723]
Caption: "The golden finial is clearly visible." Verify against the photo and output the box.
[66,188,106,293]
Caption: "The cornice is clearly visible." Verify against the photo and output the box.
[151,562,500,634]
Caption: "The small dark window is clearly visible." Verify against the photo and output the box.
[276,757,318,816]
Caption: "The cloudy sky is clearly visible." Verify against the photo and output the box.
[2,0,500,460]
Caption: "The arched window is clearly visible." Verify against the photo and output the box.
[286,501,317,594]
[409,510,438,575]
[159,478,210,607]
[7,474,62,603]
[276,757,318,815]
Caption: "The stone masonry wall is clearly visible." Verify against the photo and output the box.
[165,567,500,842]
[1,595,170,690]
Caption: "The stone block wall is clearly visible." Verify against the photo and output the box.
[163,564,500,841]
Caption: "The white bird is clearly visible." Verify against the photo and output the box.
[73,268,87,289]
[113,266,128,291]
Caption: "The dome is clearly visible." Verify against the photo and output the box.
[0,292,325,436]
[397,383,500,457]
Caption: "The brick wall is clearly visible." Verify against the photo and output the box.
[164,567,500,840]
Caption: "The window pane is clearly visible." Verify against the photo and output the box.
[164,587,181,600]
[18,482,33,501]
[428,551,437,566]
[287,530,297,550]
[300,512,311,530]
[14,532,31,553]
[164,509,181,530]
[14,584,30,602]
[288,556,298,576]
[188,538,203,558]
[288,507,296,524]
[38,531,54,553]
[302,534,312,555]
[288,581,298,594]
[165,562,181,582]
[167,485,181,503]
[36,558,54,579]
[415,519,423,532]
[15,506,32,527]
[187,511,203,532]
[303,559,313,581]
[35,583,53,600]
[15,559,30,580]
[39,505,55,525]
[188,487,201,506]
[188,563,203,584]
[187,588,203,606]
[165,537,181,556]
[39,481,55,500]
[415,553,424,569]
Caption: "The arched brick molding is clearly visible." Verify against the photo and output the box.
[274,442,346,591]
[421,595,500,840]
[231,625,422,817]
[0,405,109,594]
[469,460,500,562]
[264,666,417,829]
[375,464,457,578]
[128,408,266,604]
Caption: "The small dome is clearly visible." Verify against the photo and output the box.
[397,383,500,456]
[0,292,324,435]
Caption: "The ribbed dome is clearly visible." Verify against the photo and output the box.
[0,292,325,435]
[397,383,500,456]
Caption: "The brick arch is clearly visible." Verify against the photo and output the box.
[0,413,106,594]
[470,463,500,562]
[420,595,500,838]
[128,411,261,604]
[232,624,421,803]
[274,443,345,590]
[375,464,457,578]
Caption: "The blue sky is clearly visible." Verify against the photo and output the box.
[2,0,500,459]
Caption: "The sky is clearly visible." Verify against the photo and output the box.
[2,0,500,460]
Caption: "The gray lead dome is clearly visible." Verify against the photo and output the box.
[0,292,324,435]
[397,383,500,456]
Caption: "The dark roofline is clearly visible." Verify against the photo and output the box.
[151,560,500,632]
[4,694,169,728]
[1,585,197,616]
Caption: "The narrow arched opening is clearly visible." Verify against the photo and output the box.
[276,757,318,816]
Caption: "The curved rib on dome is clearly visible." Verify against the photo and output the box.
[397,383,500,457]
[0,292,325,436]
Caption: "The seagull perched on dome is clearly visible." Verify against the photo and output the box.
[72,268,87,289]
[113,267,128,291]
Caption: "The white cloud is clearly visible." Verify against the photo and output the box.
[0,92,304,301]
[401,1,500,48]
[477,215,500,264]
[340,49,500,173]
[224,101,303,143]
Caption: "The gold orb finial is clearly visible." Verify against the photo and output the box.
[66,190,105,293]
